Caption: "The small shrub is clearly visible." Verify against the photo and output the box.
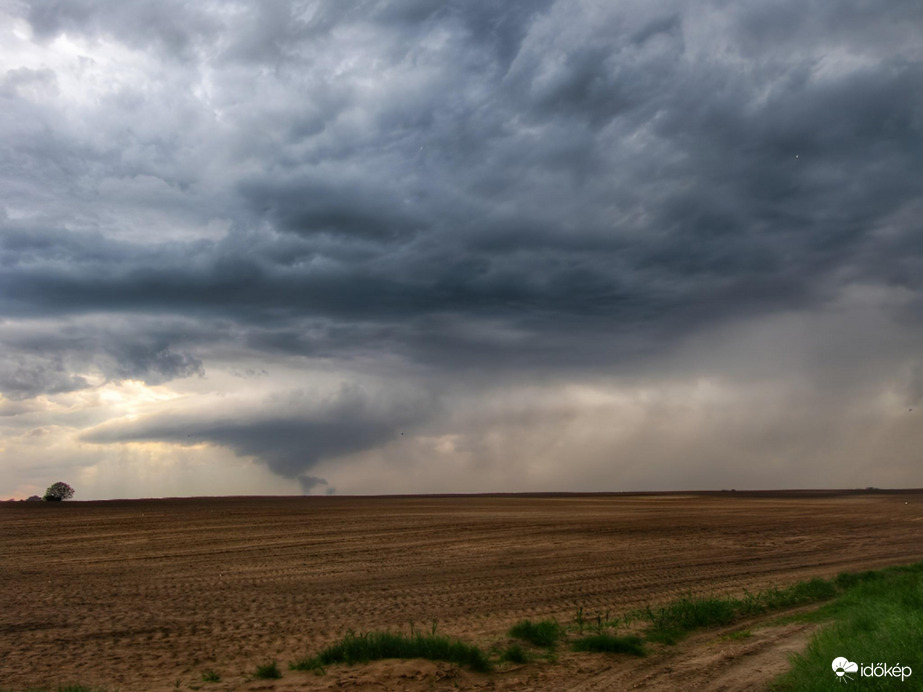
[572,634,646,656]
[201,669,221,682]
[508,619,562,647]
[254,661,282,679]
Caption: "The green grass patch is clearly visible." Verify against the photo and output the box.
[291,629,492,673]
[508,619,562,647]
[571,634,646,657]
[637,575,840,643]
[833,569,883,590]
[499,643,530,664]
[644,628,683,645]
[772,564,923,691]
[760,578,837,610]
[254,661,282,679]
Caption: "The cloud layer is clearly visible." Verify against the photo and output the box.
[2,0,921,498]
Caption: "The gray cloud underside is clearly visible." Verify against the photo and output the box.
[3,0,923,482]
[0,316,204,399]
[81,383,431,482]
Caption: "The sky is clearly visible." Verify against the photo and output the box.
[1,0,922,500]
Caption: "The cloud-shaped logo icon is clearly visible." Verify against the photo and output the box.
[832,657,859,682]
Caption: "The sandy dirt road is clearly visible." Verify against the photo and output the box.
[3,491,922,690]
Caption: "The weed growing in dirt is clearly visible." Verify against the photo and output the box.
[254,661,282,679]
[200,669,220,682]
[508,619,562,647]
[571,634,646,657]
[573,606,586,633]
[500,643,530,664]
[569,607,625,637]
[290,628,492,673]
[644,595,738,633]
[592,610,614,634]
[771,562,923,691]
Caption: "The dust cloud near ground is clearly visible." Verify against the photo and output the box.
[3,491,921,690]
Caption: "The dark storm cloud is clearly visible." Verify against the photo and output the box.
[3,0,922,481]
[0,315,204,399]
[0,352,90,400]
[238,173,423,241]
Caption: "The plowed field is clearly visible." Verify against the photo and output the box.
[3,491,922,690]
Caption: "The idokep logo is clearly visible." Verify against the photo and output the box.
[832,657,913,683]
[832,657,858,683]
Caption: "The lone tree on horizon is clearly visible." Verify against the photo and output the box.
[43,482,75,502]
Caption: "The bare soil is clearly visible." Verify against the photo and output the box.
[3,491,922,691]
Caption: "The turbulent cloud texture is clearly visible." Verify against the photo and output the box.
[1,0,921,498]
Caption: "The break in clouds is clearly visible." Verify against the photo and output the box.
[2,1,922,499]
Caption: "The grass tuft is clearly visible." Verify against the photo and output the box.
[500,643,530,664]
[644,628,682,645]
[254,661,282,679]
[833,569,882,590]
[291,629,492,673]
[648,595,737,632]
[508,619,562,647]
[572,634,646,656]
[201,669,220,682]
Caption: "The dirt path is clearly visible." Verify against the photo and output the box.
[562,616,819,691]
[3,491,921,690]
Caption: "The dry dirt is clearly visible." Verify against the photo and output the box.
[3,491,922,691]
